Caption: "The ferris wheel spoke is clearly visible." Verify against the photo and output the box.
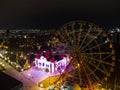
[56,31,64,41]
[59,31,70,42]
[81,60,93,86]
[93,54,99,58]
[71,26,77,45]
[83,61,100,82]
[101,63,107,72]
[77,24,82,46]
[64,29,71,40]
[82,42,105,52]
[81,30,103,50]
[84,59,109,75]
[102,54,113,61]
[84,54,112,66]
[84,52,112,55]
[79,27,92,49]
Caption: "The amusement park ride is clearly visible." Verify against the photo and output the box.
[34,20,115,90]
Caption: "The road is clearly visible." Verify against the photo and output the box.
[0,58,49,90]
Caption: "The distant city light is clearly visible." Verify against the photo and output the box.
[24,35,27,38]
[116,28,120,32]
[105,40,108,43]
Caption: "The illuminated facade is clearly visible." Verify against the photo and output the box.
[34,54,69,73]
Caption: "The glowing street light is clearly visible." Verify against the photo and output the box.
[27,73,31,76]
[40,84,43,88]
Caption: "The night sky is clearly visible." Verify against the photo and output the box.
[0,0,120,29]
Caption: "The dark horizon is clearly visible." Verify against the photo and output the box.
[0,0,120,29]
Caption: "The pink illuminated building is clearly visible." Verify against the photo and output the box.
[34,51,69,73]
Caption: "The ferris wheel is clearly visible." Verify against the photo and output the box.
[52,20,115,89]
